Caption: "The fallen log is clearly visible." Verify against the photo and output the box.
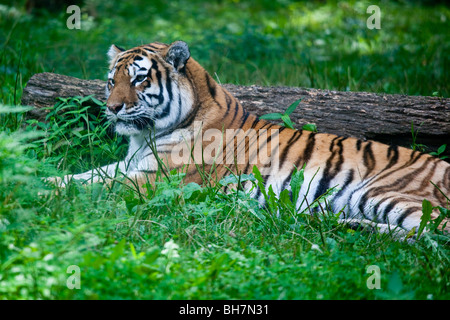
[21,72,450,157]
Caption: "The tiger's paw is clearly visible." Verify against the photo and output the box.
[43,176,70,188]
[39,175,72,196]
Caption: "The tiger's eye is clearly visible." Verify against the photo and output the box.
[135,75,146,82]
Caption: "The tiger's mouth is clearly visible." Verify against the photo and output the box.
[106,108,154,127]
[115,117,154,130]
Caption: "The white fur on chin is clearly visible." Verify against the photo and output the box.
[114,122,143,136]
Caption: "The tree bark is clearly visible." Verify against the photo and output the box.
[21,72,450,156]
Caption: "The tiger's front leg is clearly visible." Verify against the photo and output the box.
[71,161,129,184]
[47,161,128,188]
[48,150,164,190]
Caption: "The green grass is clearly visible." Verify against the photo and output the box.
[1,96,449,300]
[0,1,449,300]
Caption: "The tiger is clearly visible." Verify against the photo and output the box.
[57,40,450,237]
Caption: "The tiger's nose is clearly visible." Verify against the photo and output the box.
[107,103,124,114]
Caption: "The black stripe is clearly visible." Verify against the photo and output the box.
[382,199,399,223]
[259,121,273,131]
[328,136,339,152]
[357,192,371,220]
[278,130,302,170]
[383,145,399,172]
[147,44,163,50]
[139,170,157,174]
[397,207,419,227]
[231,101,240,124]
[277,126,287,134]
[287,130,303,145]
[241,130,259,174]
[142,47,156,53]
[370,197,390,222]
[205,73,216,98]
[356,139,362,151]
[281,173,291,192]
[157,65,173,119]
[223,92,232,119]
[148,59,164,105]
[125,49,144,55]
[302,132,316,167]
[314,137,345,201]
[362,141,375,178]
[240,111,250,127]
[250,117,260,129]
[334,169,354,201]
[407,150,423,167]
[254,187,262,206]
[177,93,182,121]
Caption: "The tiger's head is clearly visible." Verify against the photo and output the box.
[105,41,195,136]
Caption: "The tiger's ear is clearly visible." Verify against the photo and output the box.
[165,41,190,72]
[107,44,125,63]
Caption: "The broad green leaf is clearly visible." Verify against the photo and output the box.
[252,165,269,202]
[285,99,302,115]
[290,164,305,206]
[252,165,264,185]
[90,96,105,106]
[417,199,433,238]
[79,95,95,104]
[281,114,295,129]
[267,184,277,212]
[182,182,203,200]
[279,189,292,207]
[302,123,317,132]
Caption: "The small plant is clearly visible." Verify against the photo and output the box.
[429,144,448,160]
[409,121,448,160]
[432,91,444,102]
[259,99,299,130]
[410,121,427,153]
[259,99,318,132]
[301,123,318,133]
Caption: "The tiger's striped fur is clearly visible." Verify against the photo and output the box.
[65,41,450,235]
